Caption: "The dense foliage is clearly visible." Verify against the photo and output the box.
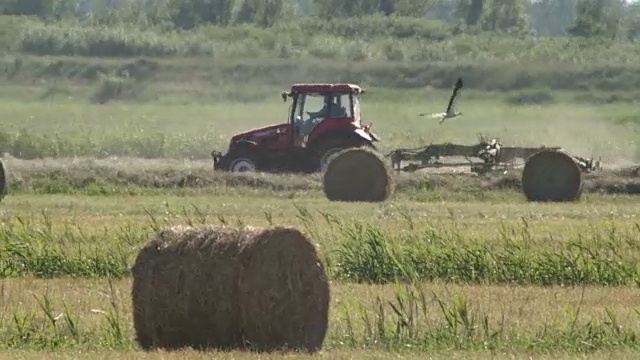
[1,0,639,39]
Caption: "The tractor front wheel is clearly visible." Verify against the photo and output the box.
[227,152,260,173]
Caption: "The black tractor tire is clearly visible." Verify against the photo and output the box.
[226,151,262,173]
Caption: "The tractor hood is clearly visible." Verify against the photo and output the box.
[230,123,288,143]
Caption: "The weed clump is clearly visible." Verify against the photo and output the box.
[91,73,146,104]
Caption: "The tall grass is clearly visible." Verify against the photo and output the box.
[0,212,138,278]
[2,280,640,352]
[0,128,218,160]
[1,280,131,350]
[330,220,640,286]
[334,283,640,352]
[2,208,640,286]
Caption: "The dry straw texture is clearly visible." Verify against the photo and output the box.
[322,147,393,202]
[131,225,330,353]
[522,149,584,202]
[0,159,7,201]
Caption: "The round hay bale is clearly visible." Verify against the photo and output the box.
[521,149,583,202]
[0,160,7,202]
[131,225,329,353]
[322,147,393,202]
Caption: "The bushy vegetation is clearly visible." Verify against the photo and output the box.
[2,0,640,95]
[2,207,639,286]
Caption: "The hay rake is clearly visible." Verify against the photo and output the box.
[386,135,601,176]
[384,135,602,202]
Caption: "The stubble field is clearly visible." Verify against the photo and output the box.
[1,86,640,359]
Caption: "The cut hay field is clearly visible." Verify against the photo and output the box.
[1,86,640,359]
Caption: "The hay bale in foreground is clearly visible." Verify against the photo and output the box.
[0,160,7,201]
[131,225,330,353]
[521,149,583,202]
[322,147,393,202]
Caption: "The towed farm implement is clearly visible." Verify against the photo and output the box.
[387,136,600,176]
[385,136,602,202]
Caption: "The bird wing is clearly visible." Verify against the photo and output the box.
[445,77,464,115]
[419,112,446,118]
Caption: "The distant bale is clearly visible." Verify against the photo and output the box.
[0,160,7,201]
[521,150,583,202]
[131,225,330,353]
[322,147,393,202]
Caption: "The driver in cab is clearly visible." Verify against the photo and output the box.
[308,97,347,120]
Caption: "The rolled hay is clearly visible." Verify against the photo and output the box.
[322,147,393,202]
[131,225,330,353]
[0,160,7,201]
[521,149,584,202]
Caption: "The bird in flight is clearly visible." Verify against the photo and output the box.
[419,77,464,124]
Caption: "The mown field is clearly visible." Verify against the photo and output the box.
[1,12,640,359]
[1,85,640,359]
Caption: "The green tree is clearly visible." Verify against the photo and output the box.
[167,0,236,29]
[567,0,624,38]
[395,0,430,16]
[481,0,530,33]
[236,0,293,27]
[529,0,577,36]
[456,0,484,26]
[312,0,379,18]
[0,0,54,17]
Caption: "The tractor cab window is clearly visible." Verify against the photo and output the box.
[292,92,355,147]
[295,93,353,134]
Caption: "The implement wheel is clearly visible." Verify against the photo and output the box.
[522,150,583,202]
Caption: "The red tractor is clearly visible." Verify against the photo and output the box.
[211,83,379,173]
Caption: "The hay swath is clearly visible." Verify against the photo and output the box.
[385,137,601,202]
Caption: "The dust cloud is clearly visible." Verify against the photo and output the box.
[491,107,639,171]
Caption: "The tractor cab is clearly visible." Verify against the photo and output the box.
[282,83,368,148]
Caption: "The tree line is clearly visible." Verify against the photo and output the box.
[1,0,639,39]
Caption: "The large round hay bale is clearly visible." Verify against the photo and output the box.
[0,160,7,201]
[322,147,392,202]
[521,149,583,202]
[131,225,330,353]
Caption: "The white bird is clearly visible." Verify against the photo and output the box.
[419,77,464,124]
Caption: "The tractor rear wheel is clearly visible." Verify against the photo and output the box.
[521,149,583,202]
[313,138,374,173]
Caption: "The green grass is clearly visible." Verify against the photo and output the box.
[3,278,640,354]
[0,163,639,356]
[2,192,640,283]
[0,93,638,160]
[2,197,640,354]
